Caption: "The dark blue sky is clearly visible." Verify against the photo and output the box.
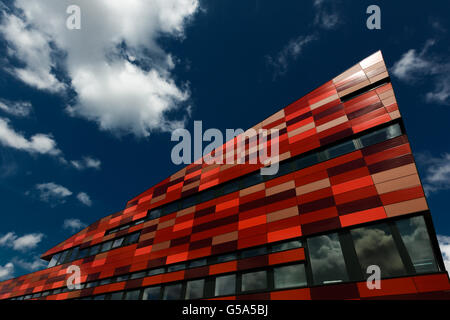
[0,0,449,279]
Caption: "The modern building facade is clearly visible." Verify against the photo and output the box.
[1,51,449,300]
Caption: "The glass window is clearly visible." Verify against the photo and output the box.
[93,294,106,300]
[148,208,162,220]
[293,153,319,170]
[167,264,185,272]
[130,271,146,280]
[58,250,69,265]
[31,293,42,298]
[240,172,264,189]
[142,287,161,300]
[148,268,165,276]
[162,202,179,215]
[112,237,124,248]
[48,252,61,268]
[241,246,267,259]
[185,279,205,299]
[163,283,182,300]
[327,140,357,159]
[274,264,307,289]
[395,216,439,274]
[86,281,98,288]
[70,247,79,261]
[216,253,237,263]
[115,274,130,282]
[124,232,140,245]
[99,278,112,286]
[241,270,267,292]
[89,244,101,256]
[181,196,198,210]
[100,240,113,252]
[351,224,406,278]
[188,259,207,268]
[215,274,236,296]
[134,219,144,226]
[359,123,402,147]
[77,248,89,259]
[307,233,349,285]
[124,289,141,300]
[119,224,129,231]
[109,291,123,300]
[271,240,302,253]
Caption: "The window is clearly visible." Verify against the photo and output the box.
[216,253,237,263]
[240,172,264,189]
[148,208,161,220]
[215,274,236,296]
[162,202,179,215]
[163,283,182,300]
[168,264,185,272]
[241,246,267,259]
[271,240,302,253]
[274,264,307,289]
[307,233,349,285]
[241,270,267,292]
[189,259,207,268]
[109,291,123,300]
[130,271,146,280]
[124,289,141,300]
[86,281,98,288]
[148,268,165,276]
[326,140,357,159]
[221,180,241,194]
[181,196,198,210]
[100,240,113,252]
[89,244,101,256]
[93,294,106,300]
[99,278,112,286]
[185,279,205,299]
[351,224,406,278]
[359,123,402,148]
[77,248,89,259]
[124,232,140,245]
[48,253,61,268]
[142,287,161,300]
[395,216,439,274]
[58,250,69,265]
[115,274,130,282]
[119,225,128,231]
[112,237,124,249]
[292,153,319,171]
[70,247,79,261]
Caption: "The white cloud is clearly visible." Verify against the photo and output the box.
[416,152,450,195]
[0,99,32,117]
[0,117,61,156]
[70,156,101,170]
[266,35,317,78]
[391,40,450,105]
[313,0,340,30]
[76,192,92,207]
[63,218,87,232]
[11,256,46,271]
[0,232,44,251]
[1,0,199,137]
[34,182,72,204]
[437,235,450,273]
[0,262,14,280]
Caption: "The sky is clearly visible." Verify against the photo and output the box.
[0,0,449,280]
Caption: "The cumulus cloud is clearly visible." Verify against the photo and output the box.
[391,40,450,105]
[0,117,61,156]
[0,0,199,137]
[313,0,340,30]
[70,156,101,170]
[416,152,450,195]
[0,99,32,117]
[438,235,450,273]
[76,192,92,206]
[0,262,14,280]
[33,182,73,204]
[63,218,87,232]
[266,35,317,78]
[0,232,44,251]
[11,256,46,271]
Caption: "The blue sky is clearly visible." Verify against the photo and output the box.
[0,0,449,280]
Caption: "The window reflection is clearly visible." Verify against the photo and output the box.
[396,216,439,273]
[142,287,160,300]
[307,233,349,285]
[215,274,236,296]
[185,279,204,299]
[241,270,267,292]
[163,283,182,300]
[274,264,307,289]
[351,224,406,278]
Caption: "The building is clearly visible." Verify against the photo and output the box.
[1,51,449,300]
